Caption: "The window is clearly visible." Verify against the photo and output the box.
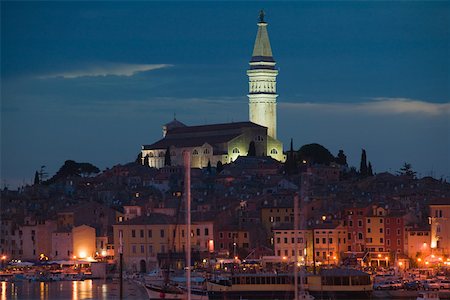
[131,230,136,238]
[284,238,288,243]
[367,219,371,224]
[386,228,390,235]
[205,228,209,236]
[219,232,223,239]
[316,238,319,244]
[149,245,153,255]
[380,238,384,243]
[255,135,264,142]
[148,230,152,238]
[322,238,326,244]
[387,239,390,246]
[397,229,401,236]
[160,229,165,238]
[132,245,136,254]
[380,219,383,224]
[277,237,280,243]
[397,239,400,246]
[270,149,278,154]
[329,238,333,244]
[141,245,144,253]
[367,228,371,233]
[203,148,209,154]
[380,228,383,233]
[232,148,240,154]
[140,230,144,238]
[348,233,351,239]
[349,220,353,227]
[192,149,198,155]
[358,233,363,240]
[196,228,200,236]
[358,220,362,227]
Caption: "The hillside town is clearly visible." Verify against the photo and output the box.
[1,152,449,276]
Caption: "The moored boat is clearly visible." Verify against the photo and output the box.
[207,269,372,300]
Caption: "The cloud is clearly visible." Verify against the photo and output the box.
[38,63,172,79]
[280,98,450,116]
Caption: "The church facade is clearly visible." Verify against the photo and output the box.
[141,12,285,169]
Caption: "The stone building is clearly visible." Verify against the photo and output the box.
[141,12,285,169]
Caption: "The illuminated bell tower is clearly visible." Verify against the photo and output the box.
[247,10,278,139]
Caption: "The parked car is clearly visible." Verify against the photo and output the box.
[423,280,440,291]
[439,280,450,289]
[374,280,402,290]
[404,281,420,291]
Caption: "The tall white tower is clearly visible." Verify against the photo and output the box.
[247,10,278,139]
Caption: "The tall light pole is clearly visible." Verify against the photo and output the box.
[183,151,191,300]
[294,193,299,300]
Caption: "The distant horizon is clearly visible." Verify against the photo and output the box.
[2,2,449,188]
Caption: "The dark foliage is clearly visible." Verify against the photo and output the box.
[297,143,335,165]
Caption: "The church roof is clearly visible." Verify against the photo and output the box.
[143,121,266,151]
[251,12,275,63]
[164,118,187,130]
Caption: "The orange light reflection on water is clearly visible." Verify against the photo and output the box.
[72,281,78,300]
[1,281,6,300]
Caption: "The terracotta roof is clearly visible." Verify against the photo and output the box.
[429,198,450,206]
[143,122,266,150]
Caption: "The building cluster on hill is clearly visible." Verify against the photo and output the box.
[1,157,449,272]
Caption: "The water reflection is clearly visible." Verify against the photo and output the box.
[72,281,78,300]
[1,279,146,299]
[1,281,6,300]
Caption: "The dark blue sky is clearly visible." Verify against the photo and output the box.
[1,1,449,187]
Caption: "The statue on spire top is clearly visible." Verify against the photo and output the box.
[259,10,265,23]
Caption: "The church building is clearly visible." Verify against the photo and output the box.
[141,12,285,169]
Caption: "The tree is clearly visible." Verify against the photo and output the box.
[207,160,212,173]
[335,150,347,166]
[143,155,150,167]
[285,138,297,175]
[45,160,99,184]
[397,162,417,179]
[359,149,368,177]
[135,152,142,164]
[247,141,256,157]
[297,143,335,165]
[368,162,374,176]
[216,161,224,173]
[164,146,171,166]
[34,171,40,185]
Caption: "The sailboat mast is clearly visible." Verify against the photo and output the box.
[183,151,191,300]
[294,193,299,300]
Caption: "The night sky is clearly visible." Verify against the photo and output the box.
[1,2,449,187]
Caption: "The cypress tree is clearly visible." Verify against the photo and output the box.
[360,149,368,176]
[164,146,171,166]
[368,162,374,176]
[34,171,40,185]
[247,141,256,156]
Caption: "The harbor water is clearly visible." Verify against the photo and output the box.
[0,279,147,300]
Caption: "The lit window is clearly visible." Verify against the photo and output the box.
[270,149,278,154]
[232,148,240,154]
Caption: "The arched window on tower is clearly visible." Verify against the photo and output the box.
[232,148,240,154]
[192,149,199,155]
[149,152,154,157]
[270,149,278,154]
[255,135,264,142]
[203,148,210,154]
